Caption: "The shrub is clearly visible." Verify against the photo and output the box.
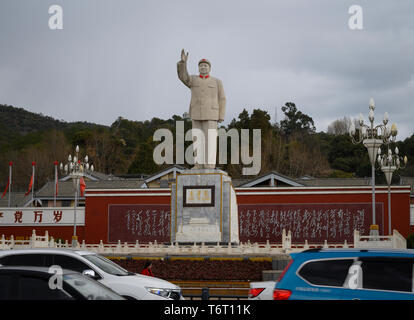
[406,233,414,249]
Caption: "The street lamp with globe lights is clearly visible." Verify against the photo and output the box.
[377,138,408,235]
[60,145,94,247]
[349,98,391,238]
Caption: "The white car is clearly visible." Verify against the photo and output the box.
[0,248,184,300]
[248,281,276,300]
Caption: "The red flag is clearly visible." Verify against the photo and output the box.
[2,161,12,199]
[1,179,9,199]
[80,177,86,196]
[25,173,33,196]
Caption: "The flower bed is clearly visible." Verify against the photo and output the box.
[108,257,272,281]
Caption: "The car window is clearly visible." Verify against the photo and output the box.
[0,254,46,267]
[0,275,13,299]
[51,254,92,274]
[298,259,354,287]
[18,275,72,300]
[82,254,130,276]
[360,258,413,293]
[63,273,124,300]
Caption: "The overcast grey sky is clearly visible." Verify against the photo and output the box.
[0,0,413,139]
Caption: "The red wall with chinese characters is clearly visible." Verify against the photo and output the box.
[238,202,383,243]
[84,189,171,244]
[236,186,411,243]
[0,186,411,244]
[81,186,410,244]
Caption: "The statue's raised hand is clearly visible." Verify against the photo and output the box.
[181,49,189,62]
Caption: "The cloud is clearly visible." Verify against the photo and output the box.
[0,0,412,139]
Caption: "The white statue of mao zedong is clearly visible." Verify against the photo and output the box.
[177,49,226,169]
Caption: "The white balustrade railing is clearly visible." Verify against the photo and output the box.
[353,229,407,249]
[0,228,407,255]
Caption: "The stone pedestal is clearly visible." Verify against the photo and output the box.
[171,169,239,243]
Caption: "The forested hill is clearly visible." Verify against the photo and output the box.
[0,103,178,191]
[0,104,110,191]
[0,103,107,131]
[0,102,413,192]
[0,104,66,135]
[0,104,107,149]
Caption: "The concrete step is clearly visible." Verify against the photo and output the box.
[262,270,282,281]
[171,280,250,299]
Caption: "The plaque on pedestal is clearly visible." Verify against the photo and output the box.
[171,169,239,243]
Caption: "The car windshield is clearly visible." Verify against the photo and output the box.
[83,254,132,276]
[63,273,124,300]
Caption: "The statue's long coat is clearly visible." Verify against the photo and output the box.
[177,61,226,121]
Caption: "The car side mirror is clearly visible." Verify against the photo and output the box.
[82,269,99,279]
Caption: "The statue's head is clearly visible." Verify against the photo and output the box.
[198,59,211,76]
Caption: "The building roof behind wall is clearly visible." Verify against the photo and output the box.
[35,180,78,199]
[235,171,379,188]
[231,179,252,187]
[297,177,372,187]
[238,171,304,187]
[35,179,146,198]
[0,192,28,207]
[144,165,186,184]
[60,170,123,182]
[85,179,145,190]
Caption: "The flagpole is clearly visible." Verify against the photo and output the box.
[32,162,35,206]
[74,178,79,242]
[54,161,58,207]
[8,162,12,207]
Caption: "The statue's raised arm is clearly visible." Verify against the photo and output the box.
[177,49,190,87]
[181,49,188,63]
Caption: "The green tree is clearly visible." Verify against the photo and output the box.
[71,130,94,148]
[280,102,315,137]
[128,138,159,174]
[250,109,272,134]
[397,134,414,176]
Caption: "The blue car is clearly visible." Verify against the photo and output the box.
[274,248,414,300]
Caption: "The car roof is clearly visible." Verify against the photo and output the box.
[0,265,83,275]
[0,248,96,256]
[290,248,414,259]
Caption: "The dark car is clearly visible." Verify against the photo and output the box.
[0,266,125,300]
